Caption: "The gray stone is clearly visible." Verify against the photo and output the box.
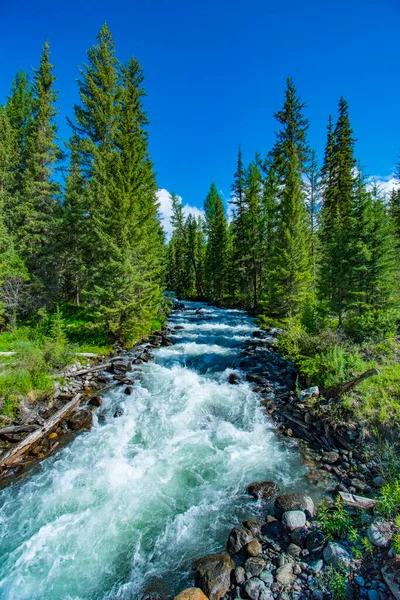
[245,557,267,578]
[259,570,274,586]
[367,519,393,548]
[194,552,234,600]
[274,494,315,519]
[312,590,324,600]
[355,576,366,587]
[373,476,385,488]
[233,567,246,585]
[282,510,306,532]
[322,451,340,465]
[227,526,255,554]
[290,527,309,546]
[275,563,296,586]
[287,543,302,557]
[308,560,323,575]
[242,578,273,600]
[306,529,327,554]
[323,542,351,570]
[367,591,379,600]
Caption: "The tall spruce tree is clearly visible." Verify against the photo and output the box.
[230,146,247,300]
[266,78,311,317]
[243,162,264,308]
[204,183,227,303]
[67,25,164,343]
[0,107,27,326]
[318,99,357,325]
[347,177,399,339]
[17,42,62,304]
[5,71,33,230]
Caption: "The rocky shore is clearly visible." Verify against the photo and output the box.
[173,486,400,600]
[0,328,173,485]
[172,317,400,600]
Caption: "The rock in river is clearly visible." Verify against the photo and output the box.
[227,526,255,554]
[194,552,234,600]
[247,481,280,501]
[274,493,315,519]
[67,408,93,431]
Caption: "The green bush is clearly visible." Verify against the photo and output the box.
[326,568,348,600]
[317,497,353,540]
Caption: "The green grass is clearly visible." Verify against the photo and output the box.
[346,361,400,426]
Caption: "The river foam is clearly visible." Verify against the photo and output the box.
[0,302,308,600]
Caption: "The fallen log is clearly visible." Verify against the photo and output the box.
[0,424,39,436]
[0,394,82,470]
[323,368,379,400]
[73,363,112,376]
[338,491,376,511]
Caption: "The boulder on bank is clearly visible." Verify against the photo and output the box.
[367,519,393,548]
[323,542,351,569]
[67,408,93,431]
[227,526,255,554]
[173,589,209,600]
[274,493,315,519]
[247,481,280,501]
[242,577,273,600]
[281,510,306,531]
[109,358,132,374]
[194,552,234,600]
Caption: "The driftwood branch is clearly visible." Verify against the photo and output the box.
[0,424,39,436]
[323,368,379,400]
[0,394,82,469]
[338,491,376,511]
[74,363,112,376]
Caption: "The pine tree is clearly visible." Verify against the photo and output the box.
[67,25,165,343]
[346,177,399,339]
[229,146,247,300]
[0,107,28,326]
[305,149,321,283]
[243,163,264,308]
[58,140,88,306]
[167,192,186,297]
[5,70,33,230]
[318,98,357,325]
[18,41,62,301]
[266,78,311,317]
[389,187,400,241]
[204,183,227,303]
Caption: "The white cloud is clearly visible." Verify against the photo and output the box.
[367,175,399,196]
[156,189,204,239]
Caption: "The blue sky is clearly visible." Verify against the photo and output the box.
[1,0,399,224]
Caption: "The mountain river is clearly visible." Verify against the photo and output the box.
[0,302,312,600]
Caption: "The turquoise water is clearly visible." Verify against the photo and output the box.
[0,302,307,599]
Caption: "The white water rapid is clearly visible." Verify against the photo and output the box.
[0,302,310,600]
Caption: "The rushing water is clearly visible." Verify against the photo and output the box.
[0,302,309,600]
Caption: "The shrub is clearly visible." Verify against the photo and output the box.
[317,497,353,540]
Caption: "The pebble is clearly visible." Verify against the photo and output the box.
[355,576,366,587]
